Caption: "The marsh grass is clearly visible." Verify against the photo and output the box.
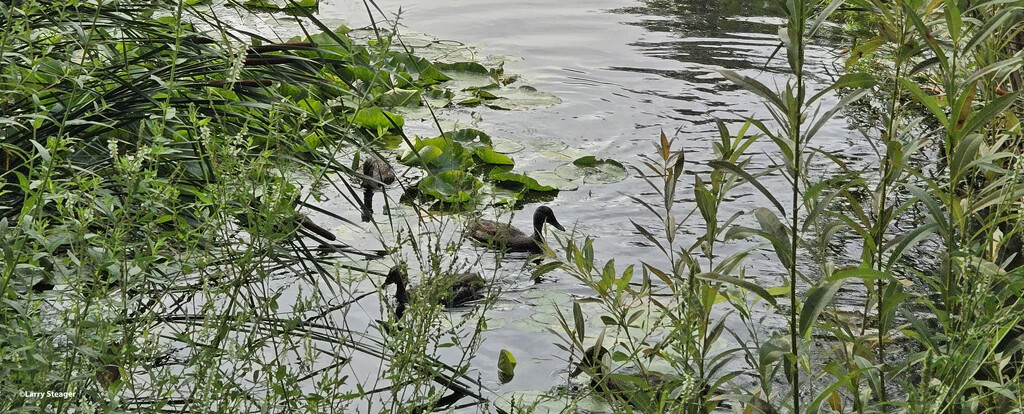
[531,0,1024,413]
[4,0,1024,412]
[0,0,496,412]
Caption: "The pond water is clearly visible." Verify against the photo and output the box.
[239,0,872,410]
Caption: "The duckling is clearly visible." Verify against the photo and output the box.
[361,156,396,222]
[382,265,486,319]
[467,206,565,253]
[570,345,675,394]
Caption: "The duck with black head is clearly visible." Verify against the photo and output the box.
[382,264,486,319]
[467,205,565,253]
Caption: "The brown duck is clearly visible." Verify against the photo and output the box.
[467,206,565,253]
[383,265,485,319]
[361,156,396,222]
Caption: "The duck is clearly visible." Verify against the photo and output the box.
[467,206,565,253]
[570,345,677,394]
[382,265,486,319]
[360,156,396,222]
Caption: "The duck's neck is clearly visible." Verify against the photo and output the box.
[361,189,374,222]
[393,278,409,319]
[532,214,546,242]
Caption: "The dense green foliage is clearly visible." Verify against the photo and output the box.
[507,0,1024,413]
[3,0,1023,413]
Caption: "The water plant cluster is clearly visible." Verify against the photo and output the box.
[498,0,1024,413]
[3,0,1024,413]
[0,0,551,411]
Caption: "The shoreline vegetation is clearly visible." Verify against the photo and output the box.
[2,0,1023,413]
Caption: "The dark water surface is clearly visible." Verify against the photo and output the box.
[249,0,869,408]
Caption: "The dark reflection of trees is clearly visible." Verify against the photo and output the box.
[613,0,779,37]
[608,0,789,80]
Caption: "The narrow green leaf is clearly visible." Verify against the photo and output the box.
[719,70,786,112]
[899,79,948,125]
[961,90,1022,137]
[573,301,585,342]
[696,272,778,307]
[799,280,844,338]
[709,160,786,214]
[754,208,793,271]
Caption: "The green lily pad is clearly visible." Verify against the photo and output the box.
[401,144,442,166]
[378,88,421,107]
[511,309,566,333]
[554,156,627,184]
[529,140,568,152]
[402,136,472,172]
[477,184,521,207]
[422,89,453,109]
[521,289,571,305]
[492,137,525,154]
[483,85,562,110]
[238,0,317,13]
[351,106,404,130]
[494,390,614,414]
[417,170,482,203]
[448,128,493,149]
[489,169,557,192]
[473,147,514,165]
[527,170,579,191]
[435,62,499,91]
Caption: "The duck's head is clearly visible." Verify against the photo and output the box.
[570,345,610,378]
[533,205,565,232]
[384,265,405,286]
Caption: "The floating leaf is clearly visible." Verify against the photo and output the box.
[473,147,514,165]
[350,106,404,130]
[448,128,493,149]
[483,85,562,110]
[553,156,627,184]
[401,144,442,166]
[489,169,557,192]
[495,390,614,414]
[492,137,525,154]
[422,89,453,108]
[527,170,579,191]
[403,136,472,172]
[498,349,517,376]
[378,88,421,107]
[417,171,482,203]
[435,62,499,91]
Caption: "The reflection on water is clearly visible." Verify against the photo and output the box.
[307,0,868,407]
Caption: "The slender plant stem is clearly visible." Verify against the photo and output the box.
[788,1,807,411]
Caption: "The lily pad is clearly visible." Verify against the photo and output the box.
[554,156,627,184]
[422,89,453,109]
[473,147,514,165]
[351,106,404,130]
[401,136,472,172]
[477,184,521,207]
[489,169,557,192]
[492,137,525,154]
[417,170,482,203]
[483,85,562,110]
[435,62,499,91]
[378,88,421,107]
[448,128,493,149]
[529,140,568,152]
[494,390,614,414]
[527,170,579,191]
[239,0,317,13]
